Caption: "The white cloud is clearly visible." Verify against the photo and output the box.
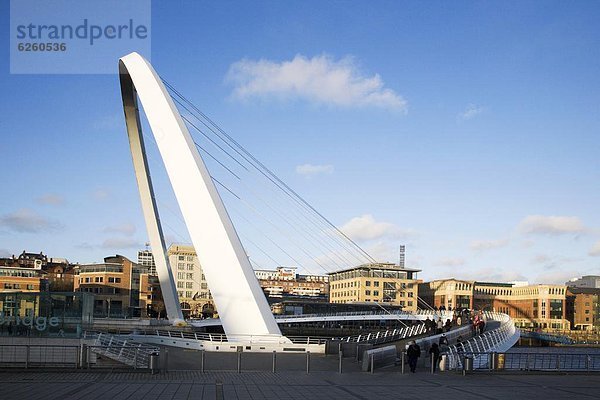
[434,257,466,267]
[36,193,65,206]
[226,54,407,111]
[589,241,600,257]
[103,223,136,236]
[295,163,334,177]
[0,209,60,233]
[535,269,590,285]
[460,267,527,283]
[470,239,509,251]
[519,215,585,235]
[458,104,484,121]
[91,188,111,201]
[101,237,140,250]
[340,214,414,242]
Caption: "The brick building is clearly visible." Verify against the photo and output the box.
[566,287,600,330]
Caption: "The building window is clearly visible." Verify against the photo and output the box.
[185,291,193,298]
[26,284,34,290]
[186,282,193,289]
[365,290,371,295]
[178,256,185,261]
[365,281,371,287]
[177,282,184,288]
[374,281,380,287]
[177,272,185,279]
[186,273,194,280]
[373,290,379,296]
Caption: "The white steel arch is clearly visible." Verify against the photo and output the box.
[119,52,285,342]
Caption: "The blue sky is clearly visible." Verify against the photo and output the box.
[0,1,599,284]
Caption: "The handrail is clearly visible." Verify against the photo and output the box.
[445,311,519,369]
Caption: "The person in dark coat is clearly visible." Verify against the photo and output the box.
[429,343,441,373]
[439,333,449,347]
[406,341,421,373]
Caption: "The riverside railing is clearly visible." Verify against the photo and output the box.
[445,312,519,369]
[0,343,157,369]
[86,329,329,346]
[444,351,600,372]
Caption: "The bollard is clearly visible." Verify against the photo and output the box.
[25,345,30,369]
[215,381,224,400]
[237,351,242,373]
[86,345,91,369]
[149,352,159,375]
[370,353,375,374]
[201,350,205,373]
[430,355,435,374]
[401,351,405,374]
[306,351,311,374]
[338,349,343,374]
[586,354,590,371]
[164,348,169,373]
[272,351,277,373]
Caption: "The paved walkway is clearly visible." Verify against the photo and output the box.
[1,370,600,399]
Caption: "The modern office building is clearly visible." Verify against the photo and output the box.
[328,263,421,312]
[137,248,157,275]
[418,278,474,310]
[167,244,213,318]
[138,271,164,318]
[567,275,600,289]
[419,279,570,330]
[74,255,148,318]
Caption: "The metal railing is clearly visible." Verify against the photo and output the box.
[93,333,159,368]
[0,344,79,368]
[444,351,600,372]
[86,329,328,345]
[445,312,519,369]
[273,309,453,320]
[338,323,427,344]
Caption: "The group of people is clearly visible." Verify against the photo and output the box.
[406,332,457,373]
[405,308,490,373]
[424,317,453,334]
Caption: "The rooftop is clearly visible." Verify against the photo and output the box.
[328,262,421,275]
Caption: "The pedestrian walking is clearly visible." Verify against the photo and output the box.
[436,318,444,334]
[429,343,441,373]
[406,341,421,373]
